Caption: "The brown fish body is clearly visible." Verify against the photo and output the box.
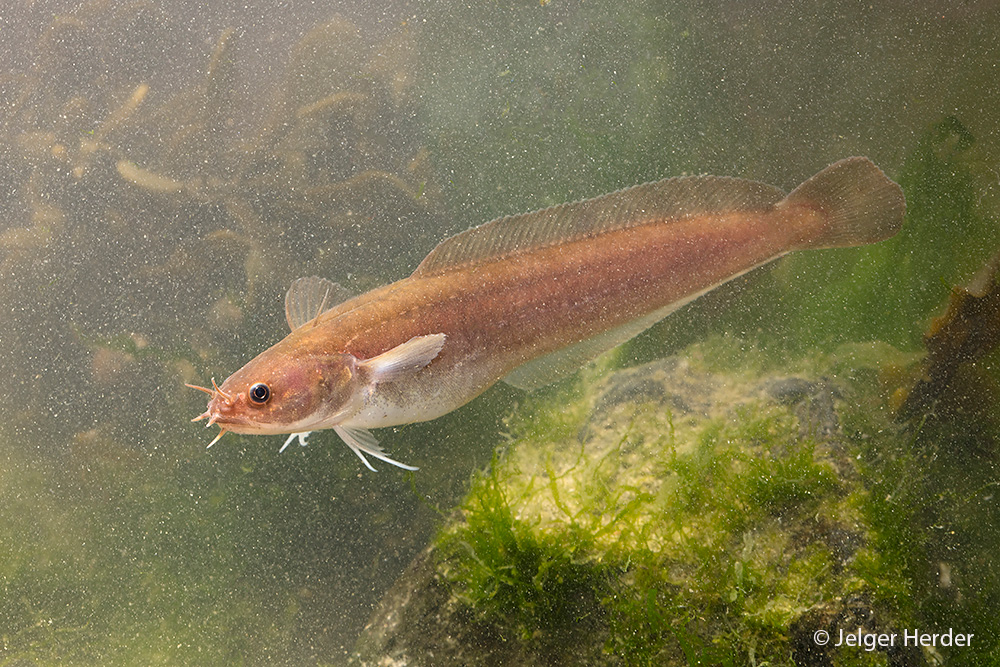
[192,157,905,469]
[289,209,800,407]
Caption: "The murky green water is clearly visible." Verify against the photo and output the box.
[1,2,998,664]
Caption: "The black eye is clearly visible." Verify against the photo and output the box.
[248,383,270,405]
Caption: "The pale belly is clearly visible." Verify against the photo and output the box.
[341,348,507,429]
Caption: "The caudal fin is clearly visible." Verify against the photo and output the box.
[783,156,905,250]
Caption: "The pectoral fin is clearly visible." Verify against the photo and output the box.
[360,334,446,384]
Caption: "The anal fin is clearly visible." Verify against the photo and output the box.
[502,286,723,392]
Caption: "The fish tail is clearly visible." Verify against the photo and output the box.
[782,156,905,250]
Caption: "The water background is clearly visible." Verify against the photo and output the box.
[1,1,998,663]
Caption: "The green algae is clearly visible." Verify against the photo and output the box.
[433,341,904,665]
[5,3,1000,664]
[430,330,1000,665]
[437,451,610,652]
[846,402,1000,665]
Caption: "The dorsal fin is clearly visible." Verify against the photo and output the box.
[413,175,785,277]
[285,276,354,330]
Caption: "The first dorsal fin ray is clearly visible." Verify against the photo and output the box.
[413,175,786,277]
[285,276,355,330]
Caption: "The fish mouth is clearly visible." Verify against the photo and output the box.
[186,379,246,447]
[188,379,294,446]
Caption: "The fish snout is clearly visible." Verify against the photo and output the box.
[205,389,246,426]
[186,380,244,447]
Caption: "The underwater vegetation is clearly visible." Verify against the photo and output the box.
[2,1,999,665]
[418,347,892,666]
[350,332,1000,665]
[348,116,1000,665]
[894,248,1000,423]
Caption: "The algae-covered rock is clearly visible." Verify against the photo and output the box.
[348,342,927,666]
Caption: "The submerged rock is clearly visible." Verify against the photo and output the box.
[348,345,923,666]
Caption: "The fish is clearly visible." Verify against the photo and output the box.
[189,157,905,471]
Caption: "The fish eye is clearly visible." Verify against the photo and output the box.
[248,382,271,405]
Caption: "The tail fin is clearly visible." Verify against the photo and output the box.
[783,156,905,250]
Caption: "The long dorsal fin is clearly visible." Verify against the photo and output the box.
[413,175,786,277]
[285,276,355,330]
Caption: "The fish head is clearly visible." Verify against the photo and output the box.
[189,350,363,444]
